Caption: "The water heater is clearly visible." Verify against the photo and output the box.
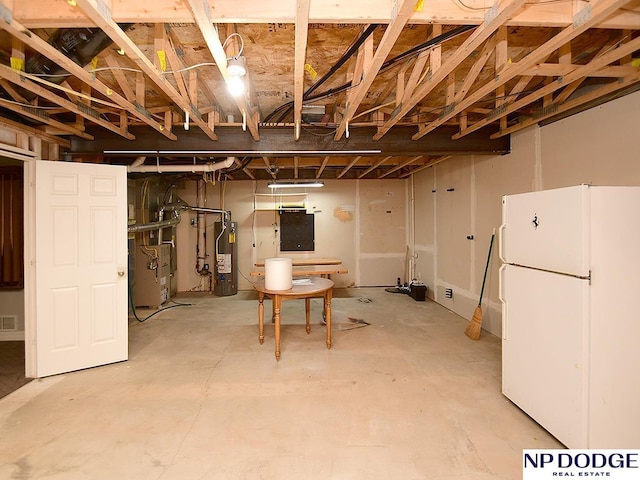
[214,220,238,296]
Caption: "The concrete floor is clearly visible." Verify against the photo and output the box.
[0,287,561,479]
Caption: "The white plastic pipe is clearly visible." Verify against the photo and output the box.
[128,156,235,173]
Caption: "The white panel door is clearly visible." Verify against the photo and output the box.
[501,264,589,448]
[500,185,589,276]
[28,161,128,378]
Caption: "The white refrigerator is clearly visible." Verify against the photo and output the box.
[499,185,640,449]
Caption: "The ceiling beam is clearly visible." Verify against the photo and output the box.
[158,24,190,103]
[293,0,311,141]
[493,70,640,138]
[398,50,430,107]
[453,23,640,139]
[398,155,452,177]
[316,156,330,179]
[234,157,255,179]
[103,52,136,102]
[379,155,422,178]
[0,97,92,139]
[70,125,510,158]
[412,0,636,140]
[166,27,222,115]
[373,0,529,141]
[337,156,362,178]
[73,0,218,140]
[13,1,640,30]
[0,114,71,147]
[0,65,135,139]
[334,0,417,140]
[184,0,259,140]
[358,155,392,178]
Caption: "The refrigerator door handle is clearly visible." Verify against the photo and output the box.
[499,264,507,340]
[498,223,507,263]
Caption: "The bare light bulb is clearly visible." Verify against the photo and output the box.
[228,75,245,97]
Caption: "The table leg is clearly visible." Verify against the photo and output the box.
[325,289,332,349]
[274,295,282,361]
[305,298,311,334]
[271,298,275,323]
[258,292,265,344]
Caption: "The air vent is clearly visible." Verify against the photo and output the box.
[302,105,326,123]
[0,316,18,331]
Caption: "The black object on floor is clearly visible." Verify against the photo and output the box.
[410,284,427,301]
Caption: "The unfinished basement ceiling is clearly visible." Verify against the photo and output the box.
[0,0,639,179]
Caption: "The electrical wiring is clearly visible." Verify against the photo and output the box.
[0,97,61,110]
[164,62,218,74]
[222,32,245,59]
[264,25,476,124]
[454,0,492,11]
[127,277,191,323]
[8,68,122,109]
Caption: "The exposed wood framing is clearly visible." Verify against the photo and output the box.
[373,0,530,140]
[0,65,134,139]
[337,156,362,178]
[74,0,217,140]
[0,8,176,139]
[411,0,635,140]
[184,0,259,140]
[0,114,70,147]
[379,155,422,178]
[293,0,310,141]
[12,1,640,30]
[334,0,417,140]
[455,33,640,139]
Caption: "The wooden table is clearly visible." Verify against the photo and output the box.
[254,257,342,267]
[250,263,348,279]
[254,277,334,361]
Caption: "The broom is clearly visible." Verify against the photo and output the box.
[465,228,495,341]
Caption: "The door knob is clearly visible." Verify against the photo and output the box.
[117,269,126,277]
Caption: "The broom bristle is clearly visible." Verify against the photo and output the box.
[464,306,483,340]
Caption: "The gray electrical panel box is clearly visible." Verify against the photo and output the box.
[135,244,171,308]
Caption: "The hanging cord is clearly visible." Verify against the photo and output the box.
[127,276,191,323]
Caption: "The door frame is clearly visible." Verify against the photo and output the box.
[23,159,36,377]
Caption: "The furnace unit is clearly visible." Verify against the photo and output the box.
[134,244,171,308]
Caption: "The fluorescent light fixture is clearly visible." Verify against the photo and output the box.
[268,181,324,189]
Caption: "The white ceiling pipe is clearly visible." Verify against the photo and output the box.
[130,156,146,167]
[127,156,235,173]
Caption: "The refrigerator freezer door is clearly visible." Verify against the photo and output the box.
[588,186,640,448]
[501,264,589,448]
[501,185,589,276]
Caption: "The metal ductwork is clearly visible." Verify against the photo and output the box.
[25,25,133,84]
[0,25,134,121]
[127,211,181,234]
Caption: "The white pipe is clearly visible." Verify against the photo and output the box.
[130,156,146,167]
[128,156,235,173]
